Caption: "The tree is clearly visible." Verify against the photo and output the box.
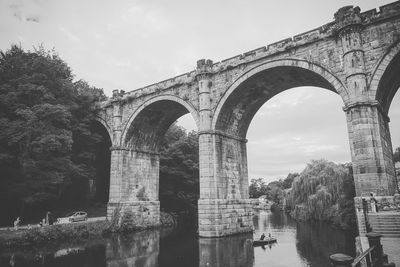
[285,159,356,229]
[394,147,400,163]
[0,45,106,224]
[249,178,268,198]
[159,124,199,216]
[280,173,299,189]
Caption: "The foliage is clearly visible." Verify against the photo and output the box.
[249,173,298,204]
[0,221,110,247]
[280,173,299,189]
[159,124,199,216]
[249,178,268,198]
[285,159,356,230]
[394,147,400,163]
[0,45,107,225]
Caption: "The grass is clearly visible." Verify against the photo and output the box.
[0,221,111,247]
[0,211,177,248]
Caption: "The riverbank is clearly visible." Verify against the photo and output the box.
[0,212,178,248]
[287,202,357,231]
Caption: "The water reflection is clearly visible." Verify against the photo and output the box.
[199,233,254,267]
[296,222,356,266]
[252,211,355,267]
[106,230,159,267]
[0,211,356,267]
[2,243,106,267]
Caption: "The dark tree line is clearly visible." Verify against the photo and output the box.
[0,45,106,225]
[159,124,199,218]
[249,173,298,204]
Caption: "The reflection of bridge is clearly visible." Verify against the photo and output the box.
[97,2,400,237]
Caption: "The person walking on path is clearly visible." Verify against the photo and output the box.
[370,193,378,213]
[13,217,20,230]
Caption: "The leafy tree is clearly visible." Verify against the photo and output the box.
[249,178,268,198]
[394,147,400,163]
[159,124,199,216]
[280,173,299,189]
[0,45,106,224]
[266,182,284,204]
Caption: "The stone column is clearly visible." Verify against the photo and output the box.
[334,6,368,102]
[107,97,123,211]
[107,147,160,226]
[107,148,160,227]
[197,59,215,200]
[107,92,160,227]
[344,102,396,196]
[197,59,253,237]
[111,94,122,146]
[336,7,397,196]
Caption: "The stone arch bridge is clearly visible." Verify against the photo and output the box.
[97,3,400,237]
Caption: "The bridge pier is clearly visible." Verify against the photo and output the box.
[197,60,253,237]
[107,147,160,228]
[344,102,397,196]
[197,131,253,237]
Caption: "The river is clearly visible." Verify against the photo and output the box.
[0,211,356,267]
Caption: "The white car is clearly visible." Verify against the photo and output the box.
[66,211,88,222]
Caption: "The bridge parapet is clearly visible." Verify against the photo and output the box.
[97,1,400,108]
[213,2,400,73]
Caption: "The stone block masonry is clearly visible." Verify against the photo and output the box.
[97,1,400,237]
[198,199,253,237]
[107,201,160,228]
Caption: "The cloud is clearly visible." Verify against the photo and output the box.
[246,87,351,180]
[58,27,80,42]
[7,0,42,23]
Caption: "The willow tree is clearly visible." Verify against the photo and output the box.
[286,159,356,229]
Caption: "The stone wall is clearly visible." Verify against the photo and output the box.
[198,199,253,237]
[107,201,160,228]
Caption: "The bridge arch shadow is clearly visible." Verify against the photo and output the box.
[121,95,199,148]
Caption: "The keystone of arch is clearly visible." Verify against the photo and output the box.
[211,58,348,130]
[120,94,200,146]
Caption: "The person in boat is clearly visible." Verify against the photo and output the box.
[268,233,271,238]
[260,233,266,240]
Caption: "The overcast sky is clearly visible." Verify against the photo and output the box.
[1,0,399,183]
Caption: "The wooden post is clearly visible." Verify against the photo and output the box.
[329,253,354,267]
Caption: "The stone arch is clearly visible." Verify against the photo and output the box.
[369,40,400,114]
[212,58,348,138]
[94,115,113,145]
[121,95,199,151]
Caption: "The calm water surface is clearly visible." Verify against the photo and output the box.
[0,211,356,267]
